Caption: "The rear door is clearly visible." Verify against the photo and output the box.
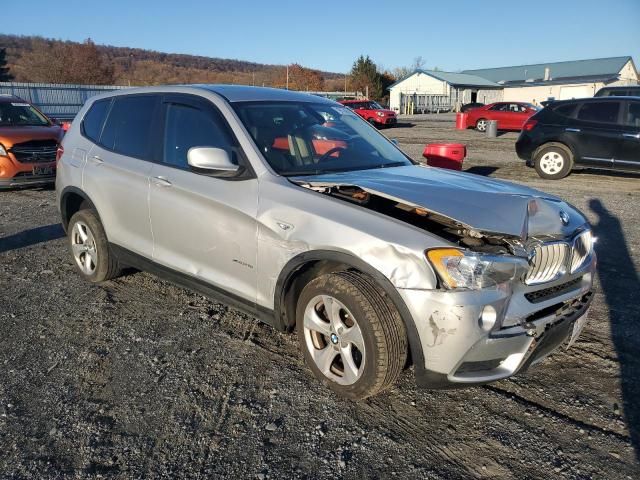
[506,103,532,129]
[615,100,640,171]
[82,94,160,255]
[570,100,622,168]
[148,94,259,303]
[487,103,508,128]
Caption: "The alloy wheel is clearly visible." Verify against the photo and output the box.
[71,221,98,275]
[303,295,365,385]
[539,151,565,175]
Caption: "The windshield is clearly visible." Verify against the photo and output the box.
[234,101,412,176]
[0,102,50,126]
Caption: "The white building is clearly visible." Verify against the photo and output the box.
[387,70,502,113]
[462,56,638,105]
[388,56,638,112]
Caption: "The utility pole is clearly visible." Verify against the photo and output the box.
[344,74,347,95]
[286,65,289,90]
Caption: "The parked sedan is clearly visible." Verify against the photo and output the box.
[465,102,539,132]
[516,96,640,179]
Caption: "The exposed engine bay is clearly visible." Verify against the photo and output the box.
[298,183,521,256]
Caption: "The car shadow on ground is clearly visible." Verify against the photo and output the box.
[574,168,640,180]
[0,224,65,254]
[464,166,500,177]
[589,198,640,461]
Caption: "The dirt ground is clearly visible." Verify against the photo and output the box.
[1,115,639,479]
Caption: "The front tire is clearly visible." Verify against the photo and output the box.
[368,117,378,128]
[68,209,122,283]
[296,271,407,400]
[534,145,573,180]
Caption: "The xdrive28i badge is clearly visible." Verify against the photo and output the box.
[559,210,570,226]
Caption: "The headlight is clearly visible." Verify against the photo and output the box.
[426,248,528,290]
[376,111,385,117]
[0,144,6,156]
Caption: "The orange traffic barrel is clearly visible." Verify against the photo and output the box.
[455,113,468,130]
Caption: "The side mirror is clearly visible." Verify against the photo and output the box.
[390,138,399,146]
[187,147,240,175]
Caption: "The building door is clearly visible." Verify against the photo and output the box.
[471,91,478,103]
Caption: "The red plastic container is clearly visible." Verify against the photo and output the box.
[455,113,468,130]
[422,143,466,170]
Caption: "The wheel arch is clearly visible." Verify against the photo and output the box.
[274,250,425,371]
[533,141,575,164]
[59,186,99,232]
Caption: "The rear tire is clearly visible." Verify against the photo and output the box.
[296,271,407,400]
[534,144,573,180]
[476,118,488,132]
[68,209,122,283]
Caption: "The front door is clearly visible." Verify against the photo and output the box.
[148,94,258,304]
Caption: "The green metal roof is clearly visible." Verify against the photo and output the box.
[387,69,500,90]
[462,56,633,85]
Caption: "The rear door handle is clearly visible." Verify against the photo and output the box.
[565,128,581,133]
[90,155,104,164]
[622,133,640,139]
[152,176,172,187]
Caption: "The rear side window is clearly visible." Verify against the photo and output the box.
[553,103,578,118]
[163,103,236,169]
[100,95,158,160]
[577,102,620,124]
[82,99,110,142]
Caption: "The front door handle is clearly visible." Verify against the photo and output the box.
[152,176,172,187]
[622,133,640,139]
[565,128,581,133]
[90,155,104,164]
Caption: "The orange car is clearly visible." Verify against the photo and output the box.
[0,95,63,188]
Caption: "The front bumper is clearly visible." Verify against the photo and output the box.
[399,259,595,389]
[0,172,56,189]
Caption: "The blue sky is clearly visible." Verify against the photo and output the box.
[3,0,639,73]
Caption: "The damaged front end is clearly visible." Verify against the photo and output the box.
[290,166,595,387]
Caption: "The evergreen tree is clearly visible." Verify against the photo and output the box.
[0,48,12,81]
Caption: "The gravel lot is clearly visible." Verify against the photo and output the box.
[1,115,639,479]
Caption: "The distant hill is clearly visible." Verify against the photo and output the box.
[0,34,344,88]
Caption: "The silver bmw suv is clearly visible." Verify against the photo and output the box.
[56,85,595,399]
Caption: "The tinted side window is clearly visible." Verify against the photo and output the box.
[627,102,640,127]
[553,103,578,118]
[100,95,158,159]
[577,102,620,124]
[163,103,235,169]
[489,104,505,111]
[82,99,110,142]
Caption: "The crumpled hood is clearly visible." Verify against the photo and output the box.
[292,165,587,240]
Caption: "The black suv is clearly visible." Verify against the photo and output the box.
[516,97,640,179]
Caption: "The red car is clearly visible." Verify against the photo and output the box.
[464,102,539,132]
[339,100,397,127]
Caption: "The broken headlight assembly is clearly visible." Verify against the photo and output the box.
[426,248,529,290]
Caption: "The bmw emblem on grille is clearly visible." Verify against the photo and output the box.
[559,210,570,226]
